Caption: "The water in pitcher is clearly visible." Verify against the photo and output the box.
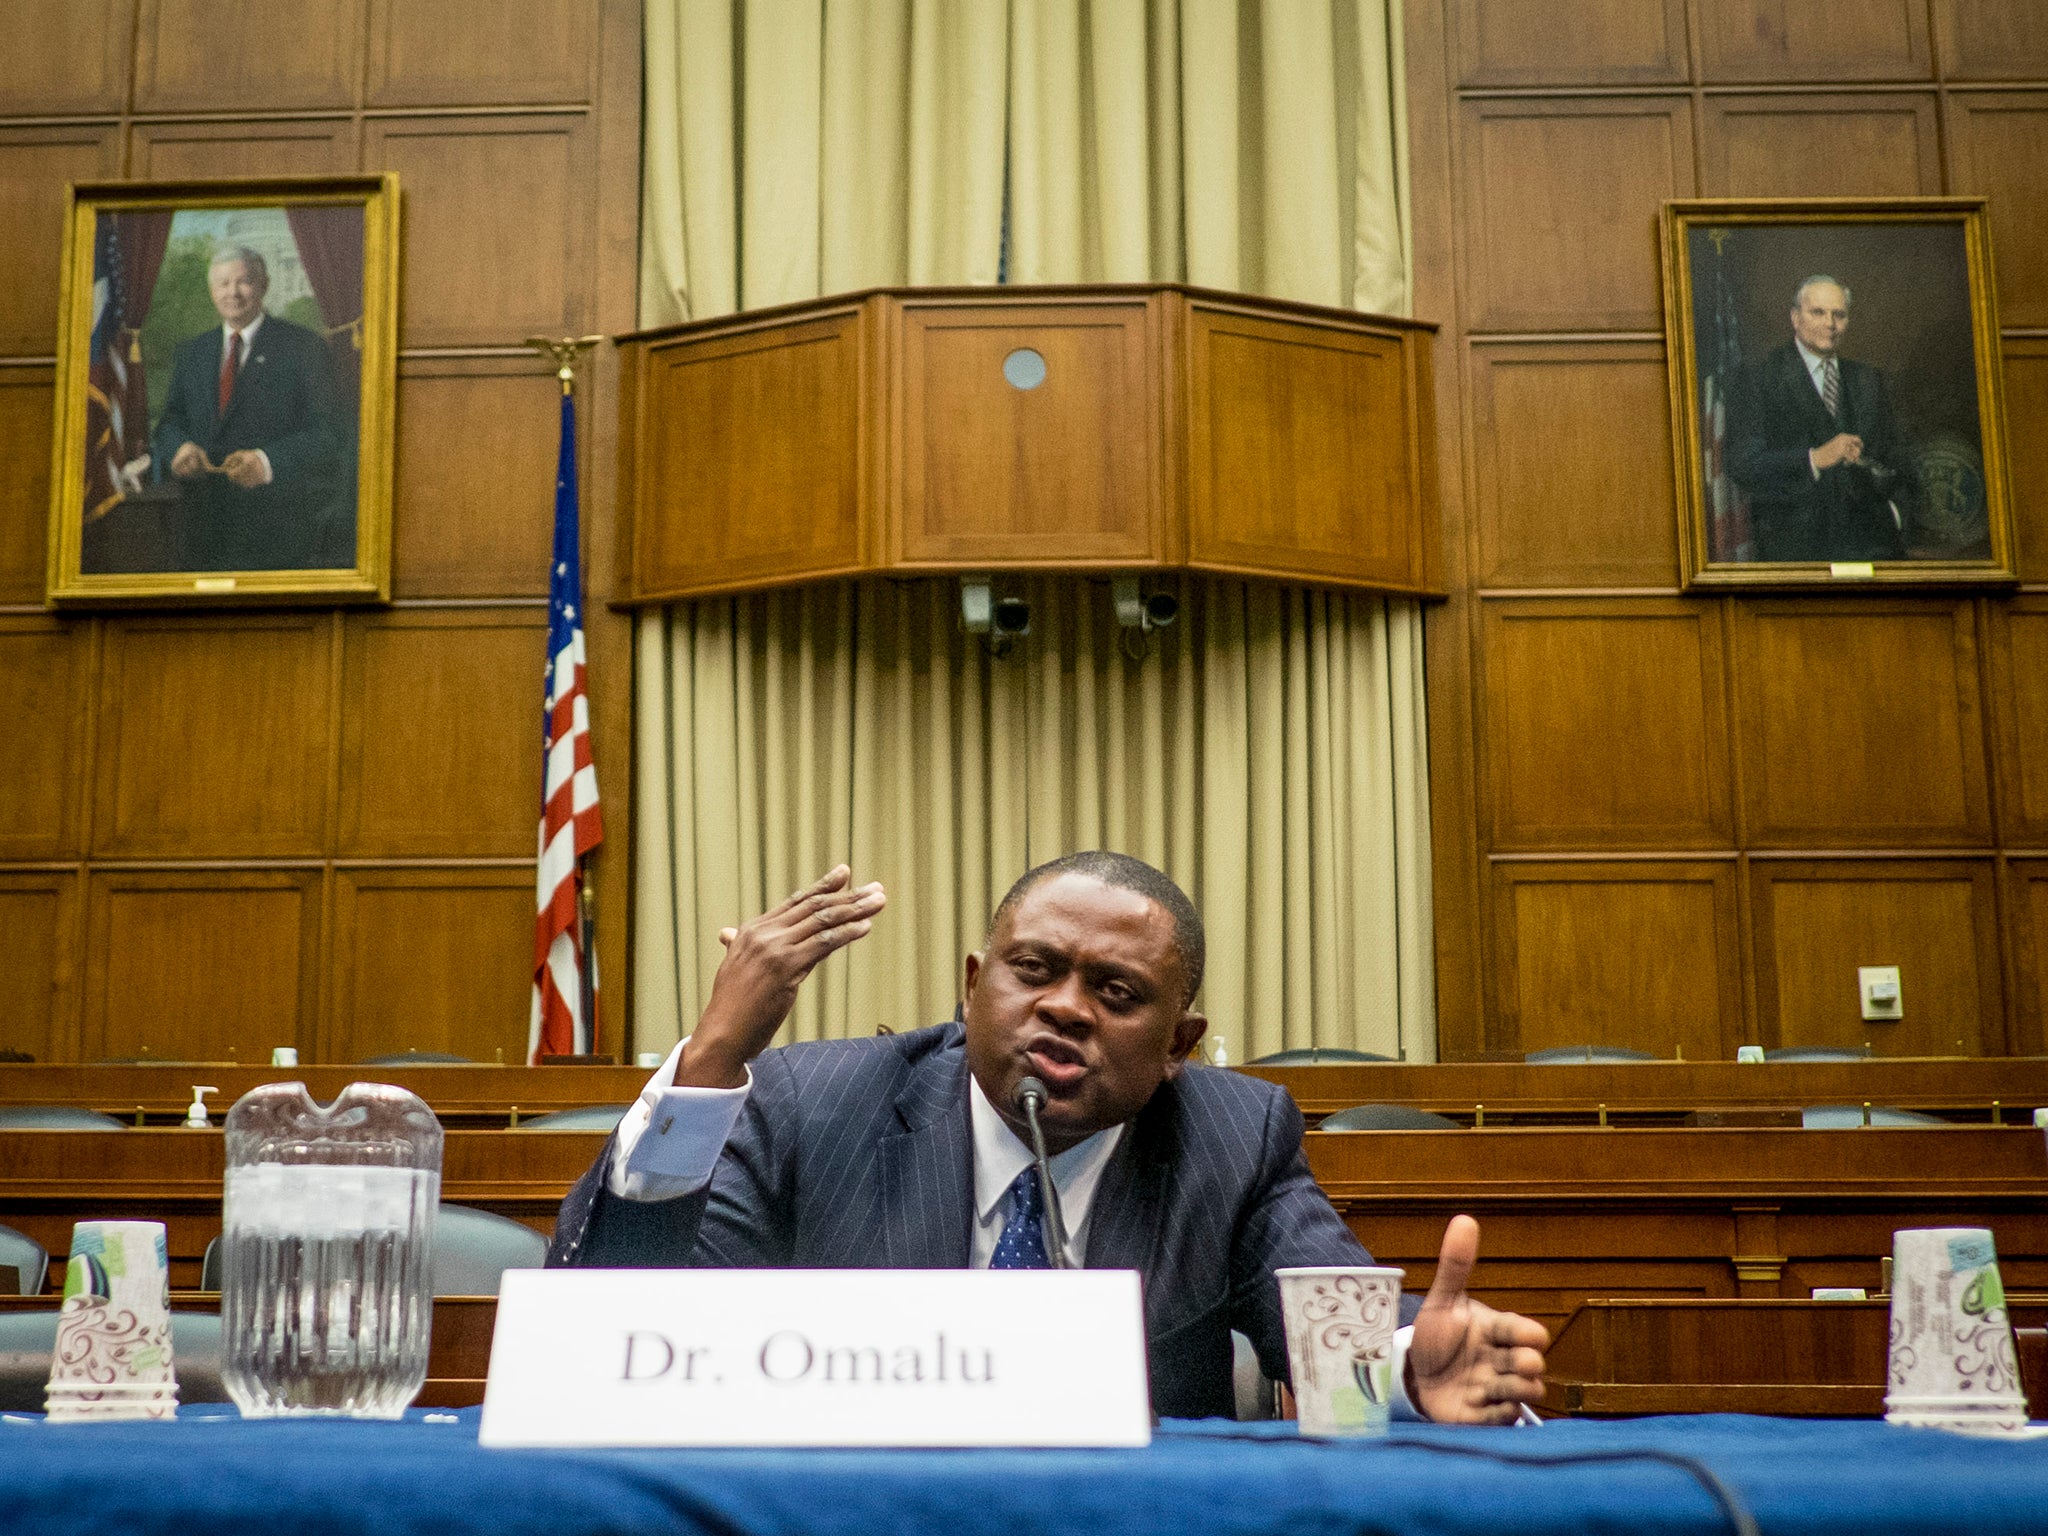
[220,1163,438,1417]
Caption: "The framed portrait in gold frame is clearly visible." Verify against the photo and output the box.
[1660,198,2016,590]
[45,174,398,606]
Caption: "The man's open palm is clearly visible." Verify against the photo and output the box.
[1406,1214,1549,1424]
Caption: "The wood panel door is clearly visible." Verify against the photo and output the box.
[83,870,324,1064]
[1492,860,1743,1062]
[1731,600,1992,850]
[1750,859,2005,1057]
[329,868,534,1065]
[1483,599,1733,850]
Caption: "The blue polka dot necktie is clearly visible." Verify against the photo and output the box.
[990,1166,1052,1268]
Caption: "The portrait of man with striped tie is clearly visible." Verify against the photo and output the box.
[1724,273,1916,564]
[1664,200,2015,586]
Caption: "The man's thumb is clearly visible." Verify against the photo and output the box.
[1423,1213,1481,1309]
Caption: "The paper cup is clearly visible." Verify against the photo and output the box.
[1277,1266,1405,1437]
[45,1221,180,1422]
[1884,1228,2026,1433]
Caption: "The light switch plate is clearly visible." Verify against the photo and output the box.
[1858,965,1902,1021]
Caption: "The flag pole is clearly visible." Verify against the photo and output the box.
[526,335,604,1060]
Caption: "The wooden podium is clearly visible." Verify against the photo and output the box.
[614,285,1441,602]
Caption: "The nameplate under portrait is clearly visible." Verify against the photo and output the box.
[478,1268,1152,1448]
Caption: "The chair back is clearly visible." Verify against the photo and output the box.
[1766,1046,1871,1063]
[1318,1103,1460,1131]
[358,1051,473,1065]
[1801,1104,1945,1128]
[0,1106,126,1130]
[430,1204,548,1295]
[1246,1047,1392,1065]
[514,1105,629,1132]
[201,1203,548,1297]
[1524,1045,1657,1064]
[0,1223,48,1295]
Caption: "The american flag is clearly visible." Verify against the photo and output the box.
[529,385,603,1062]
[85,218,148,520]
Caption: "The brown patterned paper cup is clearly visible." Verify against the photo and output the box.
[1277,1266,1405,1437]
[1884,1227,2027,1435]
[45,1220,179,1422]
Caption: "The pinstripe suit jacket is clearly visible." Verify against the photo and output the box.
[546,1022,1388,1419]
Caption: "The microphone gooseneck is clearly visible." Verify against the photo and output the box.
[1012,1076,1073,1269]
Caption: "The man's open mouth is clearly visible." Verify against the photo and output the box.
[1023,1035,1088,1091]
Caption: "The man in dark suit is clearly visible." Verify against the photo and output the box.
[549,854,1548,1423]
[148,244,353,570]
[1726,274,1913,563]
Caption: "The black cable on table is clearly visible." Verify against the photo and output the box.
[1187,1428,1760,1536]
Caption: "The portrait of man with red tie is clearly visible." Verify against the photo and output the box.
[144,243,354,572]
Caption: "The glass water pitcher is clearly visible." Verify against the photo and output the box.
[218,1082,442,1418]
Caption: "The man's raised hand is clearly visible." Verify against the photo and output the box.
[677,867,885,1089]
[1405,1214,1549,1424]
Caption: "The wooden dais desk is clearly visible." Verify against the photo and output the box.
[1541,1296,2048,1419]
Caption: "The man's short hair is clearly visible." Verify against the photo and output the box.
[209,244,269,287]
[1793,274,1850,309]
[989,851,1206,1005]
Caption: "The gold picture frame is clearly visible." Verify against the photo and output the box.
[1660,198,2016,590]
[46,174,398,605]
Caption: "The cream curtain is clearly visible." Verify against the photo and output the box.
[633,0,1433,1064]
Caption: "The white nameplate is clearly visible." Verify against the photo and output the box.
[477,1268,1152,1448]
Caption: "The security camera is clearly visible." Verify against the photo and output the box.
[962,579,1028,655]
[1112,577,1176,634]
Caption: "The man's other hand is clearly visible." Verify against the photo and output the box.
[1406,1214,1549,1424]
[220,450,270,488]
[1812,432,1864,471]
[169,441,211,478]
[679,866,886,1090]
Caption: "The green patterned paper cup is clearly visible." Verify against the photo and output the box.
[45,1221,179,1422]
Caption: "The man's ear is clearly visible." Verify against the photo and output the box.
[962,950,983,1006]
[1162,1011,1209,1078]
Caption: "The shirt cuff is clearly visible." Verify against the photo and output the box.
[605,1038,751,1201]
[1389,1326,1423,1421]
[252,449,273,484]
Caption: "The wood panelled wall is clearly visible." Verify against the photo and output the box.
[0,0,638,1065]
[1408,0,2048,1060]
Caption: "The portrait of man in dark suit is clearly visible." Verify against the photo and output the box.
[1724,275,1914,563]
[52,180,393,603]
[1674,206,2012,581]
[143,244,355,571]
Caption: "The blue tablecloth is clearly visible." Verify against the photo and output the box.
[2,1408,2043,1536]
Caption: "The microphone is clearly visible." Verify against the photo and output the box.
[1012,1076,1073,1269]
